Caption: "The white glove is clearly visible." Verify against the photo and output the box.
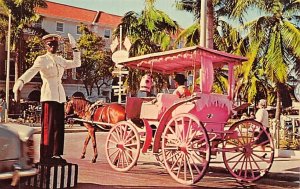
[68,33,77,49]
[13,79,24,93]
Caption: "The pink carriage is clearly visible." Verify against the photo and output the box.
[105,46,274,185]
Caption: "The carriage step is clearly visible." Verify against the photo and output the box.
[25,162,78,189]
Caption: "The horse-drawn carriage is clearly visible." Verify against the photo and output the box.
[104,46,274,185]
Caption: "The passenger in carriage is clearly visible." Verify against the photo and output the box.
[137,74,153,97]
[172,74,191,98]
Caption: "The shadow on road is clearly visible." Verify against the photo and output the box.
[76,183,200,188]
[75,182,255,189]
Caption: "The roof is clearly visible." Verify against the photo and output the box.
[36,1,122,27]
[121,46,248,74]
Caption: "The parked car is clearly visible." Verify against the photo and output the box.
[0,124,38,186]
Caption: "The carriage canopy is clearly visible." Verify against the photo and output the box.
[120,45,247,98]
[120,45,247,74]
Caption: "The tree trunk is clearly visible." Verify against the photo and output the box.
[275,90,282,149]
[84,83,90,96]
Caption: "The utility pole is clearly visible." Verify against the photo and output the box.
[5,9,11,123]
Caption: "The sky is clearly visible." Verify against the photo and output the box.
[48,0,195,28]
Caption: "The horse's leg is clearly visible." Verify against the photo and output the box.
[90,127,98,163]
[81,123,91,159]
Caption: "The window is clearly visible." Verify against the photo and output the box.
[104,29,111,39]
[76,25,82,35]
[56,22,64,32]
[34,19,42,28]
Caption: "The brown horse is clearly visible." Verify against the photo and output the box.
[65,97,126,163]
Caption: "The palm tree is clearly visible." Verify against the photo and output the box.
[175,0,245,95]
[0,0,47,102]
[175,0,214,48]
[113,0,179,93]
[226,0,300,121]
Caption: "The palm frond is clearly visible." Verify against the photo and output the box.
[281,20,300,57]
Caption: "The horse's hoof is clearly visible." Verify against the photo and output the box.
[91,159,96,163]
[80,155,85,159]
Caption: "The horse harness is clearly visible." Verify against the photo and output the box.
[89,100,111,124]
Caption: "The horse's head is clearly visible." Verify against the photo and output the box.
[65,97,91,119]
[65,98,74,116]
[139,74,153,93]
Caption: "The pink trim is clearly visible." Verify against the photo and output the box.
[141,120,153,153]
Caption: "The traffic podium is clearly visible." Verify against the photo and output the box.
[25,162,78,189]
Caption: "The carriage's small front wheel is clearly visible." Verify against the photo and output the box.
[162,113,210,185]
[105,121,141,172]
[222,119,274,182]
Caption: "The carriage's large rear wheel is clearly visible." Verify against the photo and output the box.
[222,119,274,182]
[162,113,210,185]
[105,121,141,172]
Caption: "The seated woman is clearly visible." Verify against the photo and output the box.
[172,74,191,98]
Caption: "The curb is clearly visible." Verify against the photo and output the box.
[208,166,299,182]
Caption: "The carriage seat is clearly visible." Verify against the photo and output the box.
[140,93,179,120]
[126,97,155,119]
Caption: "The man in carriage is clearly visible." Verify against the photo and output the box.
[172,73,191,98]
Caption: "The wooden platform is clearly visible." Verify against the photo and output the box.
[25,162,78,189]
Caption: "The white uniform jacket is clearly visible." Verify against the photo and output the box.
[19,52,81,103]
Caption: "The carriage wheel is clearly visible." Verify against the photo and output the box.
[162,113,210,185]
[105,121,141,172]
[222,119,274,182]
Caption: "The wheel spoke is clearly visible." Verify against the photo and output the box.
[124,149,134,162]
[112,150,120,165]
[124,134,136,144]
[250,154,262,171]
[124,146,137,153]
[248,156,255,179]
[124,143,139,148]
[115,126,123,141]
[238,156,246,177]
[167,125,182,143]
[122,124,128,140]
[244,156,248,178]
[175,118,183,142]
[176,155,183,177]
[166,150,181,162]
[185,119,193,142]
[107,139,118,145]
[111,131,120,143]
[123,149,130,166]
[252,152,271,163]
[184,155,187,181]
[187,153,202,175]
[226,152,243,162]
[170,153,182,171]
[108,148,119,158]
[124,129,134,142]
[190,151,207,164]
[186,154,195,181]
[231,154,245,171]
